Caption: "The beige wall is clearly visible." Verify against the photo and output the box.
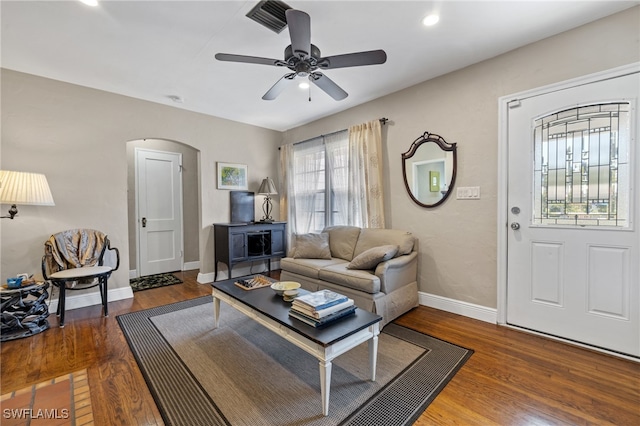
[282,7,639,308]
[0,71,281,291]
[1,7,637,310]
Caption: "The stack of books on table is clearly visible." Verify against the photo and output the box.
[289,289,356,328]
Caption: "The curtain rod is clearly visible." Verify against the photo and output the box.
[279,117,389,149]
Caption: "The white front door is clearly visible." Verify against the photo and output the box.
[506,69,639,357]
[136,148,183,277]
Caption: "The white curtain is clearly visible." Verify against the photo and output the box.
[325,131,349,226]
[280,137,324,235]
[278,144,293,226]
[280,119,384,243]
[348,119,385,228]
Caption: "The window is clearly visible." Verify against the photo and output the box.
[533,103,630,228]
[291,131,349,233]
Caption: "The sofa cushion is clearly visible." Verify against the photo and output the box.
[318,263,381,294]
[347,245,398,270]
[292,233,331,259]
[322,226,361,261]
[353,229,415,258]
[280,257,347,279]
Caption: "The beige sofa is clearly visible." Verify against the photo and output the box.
[280,226,419,327]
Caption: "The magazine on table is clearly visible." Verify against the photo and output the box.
[292,289,348,311]
[289,305,356,327]
[291,298,354,319]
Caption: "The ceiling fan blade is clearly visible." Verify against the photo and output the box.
[285,9,311,59]
[317,50,387,69]
[215,53,287,67]
[310,73,348,101]
[262,73,296,100]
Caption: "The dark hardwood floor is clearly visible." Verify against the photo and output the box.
[1,270,638,425]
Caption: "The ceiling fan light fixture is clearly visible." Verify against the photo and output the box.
[422,14,440,26]
[217,9,386,101]
[298,82,310,89]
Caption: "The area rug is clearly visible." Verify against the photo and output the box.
[0,369,94,425]
[129,273,182,292]
[117,296,472,426]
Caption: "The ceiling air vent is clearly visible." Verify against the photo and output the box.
[246,0,292,34]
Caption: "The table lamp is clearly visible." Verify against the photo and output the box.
[0,170,55,219]
[258,177,277,223]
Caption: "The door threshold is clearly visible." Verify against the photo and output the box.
[504,323,639,362]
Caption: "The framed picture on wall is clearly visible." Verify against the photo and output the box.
[217,162,248,190]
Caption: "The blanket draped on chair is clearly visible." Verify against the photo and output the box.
[44,229,107,274]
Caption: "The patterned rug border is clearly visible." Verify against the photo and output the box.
[117,296,473,426]
[129,273,182,292]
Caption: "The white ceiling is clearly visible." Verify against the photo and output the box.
[2,1,637,131]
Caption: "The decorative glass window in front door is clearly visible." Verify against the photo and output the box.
[533,103,631,228]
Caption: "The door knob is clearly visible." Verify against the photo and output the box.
[511,222,520,230]
[142,217,147,228]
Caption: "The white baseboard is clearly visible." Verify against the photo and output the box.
[183,261,199,271]
[197,272,215,284]
[419,291,497,324]
[48,286,134,314]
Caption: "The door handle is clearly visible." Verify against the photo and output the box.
[511,222,520,230]
[142,217,147,228]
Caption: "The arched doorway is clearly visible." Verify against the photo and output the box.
[126,139,201,278]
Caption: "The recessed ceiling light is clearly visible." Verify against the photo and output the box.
[422,14,440,26]
[298,82,310,90]
[79,0,99,6]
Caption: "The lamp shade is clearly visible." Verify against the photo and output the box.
[0,170,55,206]
[258,177,278,195]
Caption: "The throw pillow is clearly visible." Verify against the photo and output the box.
[293,233,332,259]
[347,245,398,270]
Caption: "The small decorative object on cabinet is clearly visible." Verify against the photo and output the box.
[257,177,278,222]
[213,222,286,280]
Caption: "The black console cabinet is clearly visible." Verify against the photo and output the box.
[213,222,287,281]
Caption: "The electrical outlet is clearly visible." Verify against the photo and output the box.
[457,186,481,199]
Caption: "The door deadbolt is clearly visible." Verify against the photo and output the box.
[142,217,147,228]
[510,222,520,230]
[511,206,521,214]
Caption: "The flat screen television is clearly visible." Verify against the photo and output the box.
[230,191,255,223]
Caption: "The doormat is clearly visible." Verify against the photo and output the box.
[0,369,94,425]
[129,273,182,292]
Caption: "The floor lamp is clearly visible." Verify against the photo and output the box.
[258,177,277,223]
[0,170,55,219]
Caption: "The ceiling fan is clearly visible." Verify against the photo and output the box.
[215,9,387,101]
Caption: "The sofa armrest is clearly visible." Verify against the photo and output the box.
[375,251,418,294]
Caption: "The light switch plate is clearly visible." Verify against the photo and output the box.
[457,186,481,199]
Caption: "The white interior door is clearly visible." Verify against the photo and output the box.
[506,70,639,357]
[136,148,183,277]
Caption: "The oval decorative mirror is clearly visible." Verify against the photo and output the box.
[402,132,457,208]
